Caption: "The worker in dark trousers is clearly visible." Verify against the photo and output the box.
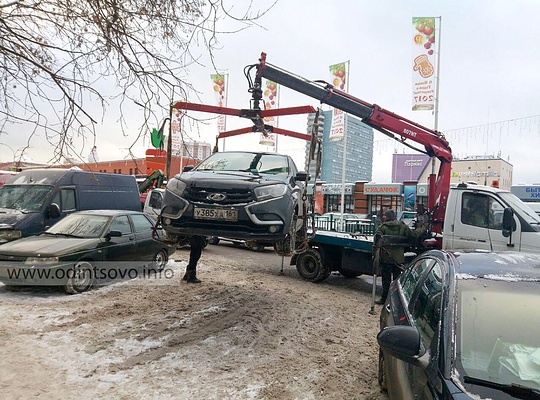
[182,235,205,283]
[374,209,424,304]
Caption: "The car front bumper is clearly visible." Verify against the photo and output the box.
[0,261,77,286]
[160,191,295,241]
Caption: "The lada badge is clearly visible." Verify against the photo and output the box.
[207,193,227,202]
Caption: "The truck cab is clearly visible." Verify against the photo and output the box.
[443,183,540,252]
[142,188,164,221]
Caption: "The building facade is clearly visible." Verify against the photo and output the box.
[303,110,374,214]
[305,110,374,184]
[417,155,513,190]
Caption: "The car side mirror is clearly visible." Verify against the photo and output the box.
[377,326,423,361]
[106,230,123,241]
[49,203,61,219]
[295,171,309,182]
[502,207,514,238]
[183,165,194,172]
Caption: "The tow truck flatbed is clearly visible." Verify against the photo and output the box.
[308,230,374,252]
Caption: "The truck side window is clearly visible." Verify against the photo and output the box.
[462,193,503,230]
[51,189,76,212]
[61,189,76,211]
[149,191,162,209]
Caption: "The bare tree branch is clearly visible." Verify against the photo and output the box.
[0,0,275,163]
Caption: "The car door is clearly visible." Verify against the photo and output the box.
[451,193,493,250]
[130,213,159,262]
[382,257,444,400]
[103,214,137,266]
[406,260,444,399]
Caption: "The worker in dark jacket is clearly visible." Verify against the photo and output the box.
[374,209,423,304]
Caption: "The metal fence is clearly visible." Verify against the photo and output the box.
[309,215,377,235]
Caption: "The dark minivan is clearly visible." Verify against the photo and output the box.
[0,168,140,243]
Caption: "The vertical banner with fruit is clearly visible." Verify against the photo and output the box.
[412,17,437,111]
[260,80,278,146]
[329,62,347,141]
[211,74,227,132]
[171,108,183,155]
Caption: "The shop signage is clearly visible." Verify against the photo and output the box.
[364,183,402,195]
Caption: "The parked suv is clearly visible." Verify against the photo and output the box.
[160,151,307,248]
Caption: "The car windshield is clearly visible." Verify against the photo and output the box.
[46,214,111,238]
[456,278,540,392]
[196,152,289,176]
[0,185,53,213]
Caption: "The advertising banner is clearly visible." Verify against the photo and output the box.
[211,74,227,132]
[329,62,347,141]
[412,17,438,111]
[392,154,430,183]
[171,108,183,155]
[260,79,278,146]
[403,184,417,211]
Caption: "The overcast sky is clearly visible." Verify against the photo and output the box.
[2,0,540,184]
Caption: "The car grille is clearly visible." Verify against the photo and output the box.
[184,187,254,205]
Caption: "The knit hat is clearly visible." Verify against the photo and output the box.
[383,209,396,220]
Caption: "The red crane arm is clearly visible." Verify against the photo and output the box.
[255,52,452,234]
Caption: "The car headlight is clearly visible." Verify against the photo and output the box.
[25,256,59,264]
[166,178,187,197]
[0,230,22,241]
[254,184,288,201]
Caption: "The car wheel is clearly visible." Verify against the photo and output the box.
[208,237,220,245]
[64,261,94,294]
[378,349,387,391]
[151,249,169,272]
[296,248,330,282]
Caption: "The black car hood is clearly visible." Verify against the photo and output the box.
[0,235,100,257]
[182,170,286,188]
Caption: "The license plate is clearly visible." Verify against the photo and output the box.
[194,207,238,221]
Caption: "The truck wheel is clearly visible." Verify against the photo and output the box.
[208,236,220,245]
[64,261,94,294]
[296,248,330,282]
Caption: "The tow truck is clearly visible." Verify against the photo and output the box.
[252,52,540,279]
[164,52,540,284]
